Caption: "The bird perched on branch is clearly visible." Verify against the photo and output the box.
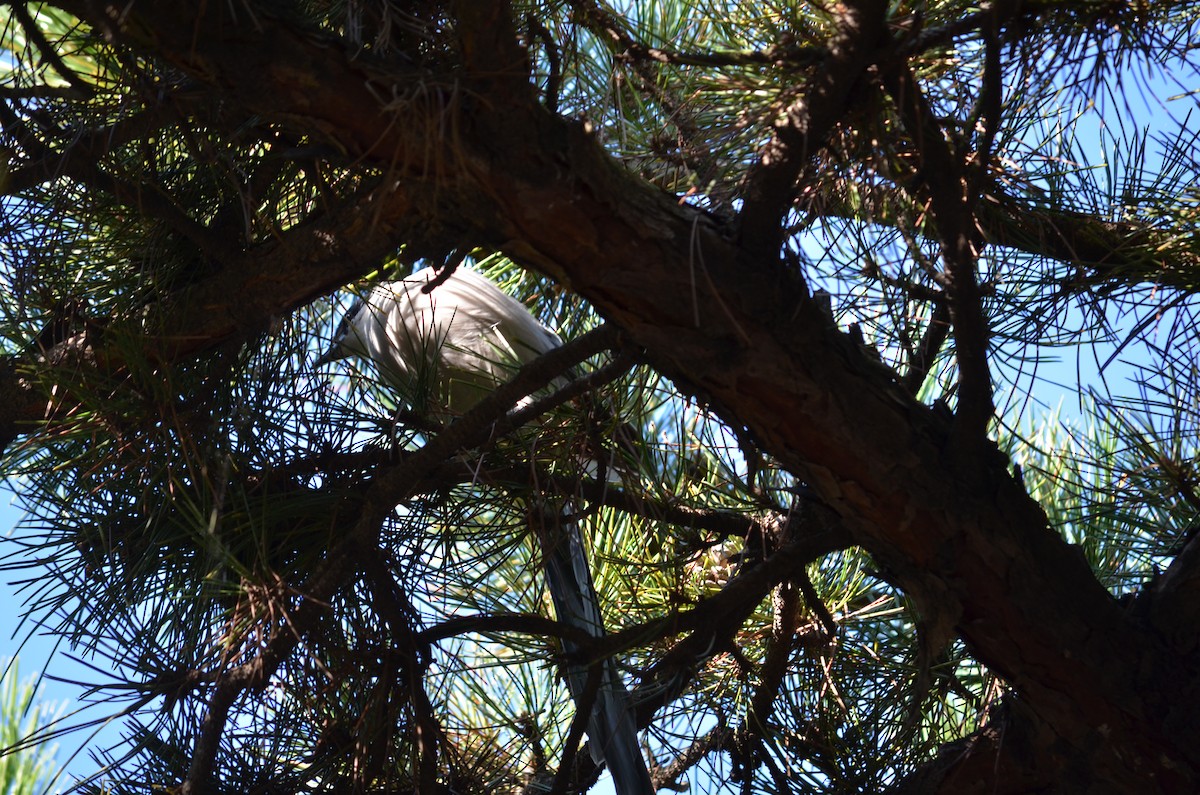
[317,267,565,413]
[318,265,654,795]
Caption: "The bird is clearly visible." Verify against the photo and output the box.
[319,265,654,795]
[316,266,564,413]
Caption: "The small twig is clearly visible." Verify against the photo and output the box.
[652,724,730,791]
[901,300,951,397]
[899,3,1018,58]
[873,268,946,304]
[795,567,838,638]
[503,331,628,430]
[417,612,600,650]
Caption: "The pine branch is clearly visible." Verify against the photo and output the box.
[629,514,851,727]
[362,553,444,792]
[736,580,801,779]
[738,0,888,261]
[7,2,95,98]
[882,62,994,447]
[175,323,618,792]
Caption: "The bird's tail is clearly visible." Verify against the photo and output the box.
[538,501,654,795]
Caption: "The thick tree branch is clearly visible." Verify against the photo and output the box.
[1145,530,1200,658]
[456,0,531,105]
[738,0,888,260]
[888,698,1059,795]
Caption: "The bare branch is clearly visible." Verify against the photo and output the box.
[362,554,442,792]
[630,517,851,727]
[548,665,603,795]
[652,724,729,790]
[738,0,888,260]
[881,63,993,447]
[736,580,801,778]
[900,300,951,396]
[967,11,1004,198]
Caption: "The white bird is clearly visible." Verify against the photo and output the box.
[319,266,654,795]
[317,267,564,413]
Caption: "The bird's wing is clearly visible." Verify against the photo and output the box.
[384,269,564,410]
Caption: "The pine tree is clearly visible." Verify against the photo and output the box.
[2,2,1199,792]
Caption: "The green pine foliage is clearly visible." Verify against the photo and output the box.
[0,660,62,795]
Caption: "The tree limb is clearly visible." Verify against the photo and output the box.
[881,62,994,448]
[738,0,888,260]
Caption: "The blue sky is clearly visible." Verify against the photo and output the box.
[1,498,129,791]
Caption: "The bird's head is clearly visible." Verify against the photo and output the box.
[314,295,368,367]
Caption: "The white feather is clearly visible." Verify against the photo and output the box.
[324,267,562,411]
